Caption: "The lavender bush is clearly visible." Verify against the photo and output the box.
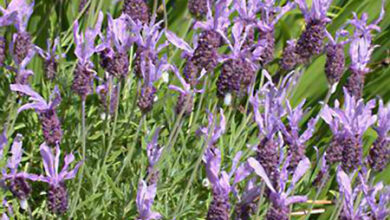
[0,0,389,219]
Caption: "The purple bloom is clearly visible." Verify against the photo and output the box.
[39,143,82,214]
[137,58,170,113]
[248,156,310,220]
[280,39,298,70]
[280,100,318,170]
[324,28,349,85]
[0,0,34,32]
[146,128,163,185]
[321,88,377,170]
[97,13,134,78]
[256,0,295,63]
[368,99,390,171]
[96,80,119,116]
[136,180,161,220]
[216,22,263,97]
[0,36,6,67]
[359,173,390,220]
[204,147,243,220]
[198,109,226,148]
[10,84,62,146]
[1,134,38,201]
[188,0,210,19]
[132,19,168,78]
[194,0,232,48]
[295,0,332,63]
[168,65,204,116]
[336,169,369,219]
[72,11,103,98]
[122,0,150,25]
[35,38,64,80]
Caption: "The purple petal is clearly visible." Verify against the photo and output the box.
[40,142,56,177]
[165,30,193,54]
[285,195,307,205]
[247,157,275,192]
[7,134,23,171]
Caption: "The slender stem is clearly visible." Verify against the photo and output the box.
[115,115,145,183]
[70,99,87,218]
[255,182,266,218]
[304,174,329,220]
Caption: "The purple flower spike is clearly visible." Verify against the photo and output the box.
[368,99,390,171]
[321,88,377,170]
[10,84,63,146]
[324,28,349,85]
[132,19,168,79]
[146,128,163,185]
[36,38,64,80]
[123,0,150,25]
[169,65,204,116]
[194,0,232,48]
[359,173,390,220]
[188,0,210,19]
[216,22,263,97]
[203,147,243,220]
[96,80,119,116]
[73,12,103,99]
[136,180,161,220]
[137,58,170,114]
[248,156,310,220]
[295,0,333,63]
[336,168,369,219]
[98,13,134,78]
[0,0,34,32]
[198,108,226,148]
[39,143,82,214]
[257,1,295,64]
[1,134,38,201]
[280,100,318,170]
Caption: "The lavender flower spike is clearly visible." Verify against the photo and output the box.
[96,80,119,116]
[39,143,82,214]
[336,169,369,219]
[359,173,390,220]
[368,99,390,171]
[72,11,103,99]
[257,0,295,64]
[1,134,38,201]
[295,0,332,63]
[198,108,226,148]
[146,128,164,185]
[324,28,349,86]
[194,0,232,48]
[0,0,34,32]
[98,13,134,78]
[203,147,243,220]
[137,58,170,113]
[10,84,63,146]
[216,22,263,97]
[280,100,318,170]
[136,180,161,220]
[321,88,377,170]
[36,38,64,80]
[169,65,205,116]
[132,19,168,79]
[248,156,310,220]
[122,0,150,25]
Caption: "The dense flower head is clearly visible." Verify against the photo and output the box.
[321,88,377,170]
[248,156,310,220]
[132,19,168,78]
[122,0,150,25]
[256,1,295,63]
[35,38,63,80]
[368,99,390,171]
[280,100,318,170]
[0,0,34,32]
[280,39,298,70]
[10,84,62,145]
[188,0,210,19]
[10,31,34,65]
[324,29,349,85]
[39,143,82,214]
[136,180,161,220]
[1,134,39,200]
[204,147,244,220]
